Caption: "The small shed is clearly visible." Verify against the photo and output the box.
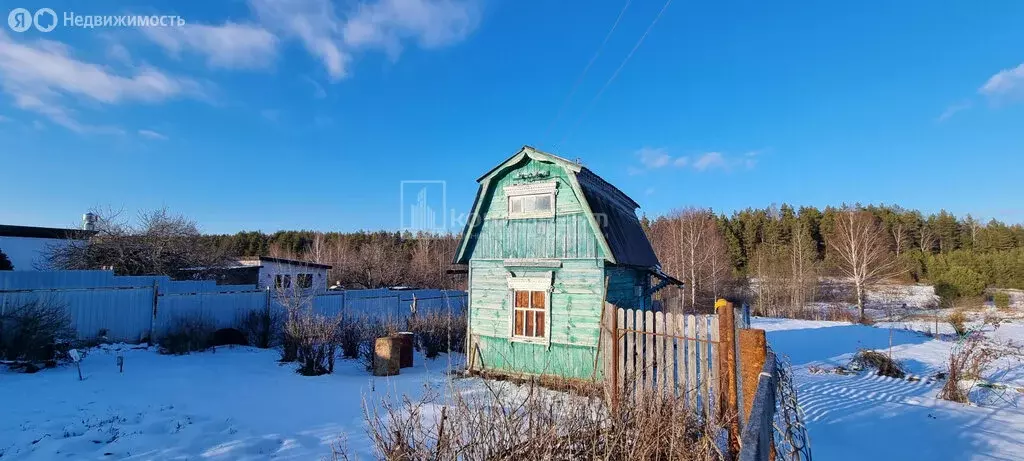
[454,146,680,380]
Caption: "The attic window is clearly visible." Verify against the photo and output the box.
[504,181,557,219]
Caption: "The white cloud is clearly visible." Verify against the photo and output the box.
[106,42,132,65]
[0,31,205,132]
[303,75,327,98]
[979,63,1024,103]
[249,0,479,81]
[143,22,279,70]
[637,147,671,169]
[633,147,760,173]
[342,0,479,55]
[693,152,726,171]
[138,129,168,140]
[938,101,971,122]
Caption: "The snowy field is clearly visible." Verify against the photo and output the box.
[0,347,467,460]
[3,312,1024,460]
[759,313,1024,461]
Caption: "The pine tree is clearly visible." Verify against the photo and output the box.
[0,248,14,270]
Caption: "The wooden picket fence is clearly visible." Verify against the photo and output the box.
[605,303,751,421]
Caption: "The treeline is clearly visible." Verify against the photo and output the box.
[644,204,1024,314]
[200,230,464,290]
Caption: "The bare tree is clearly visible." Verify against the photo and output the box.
[788,221,818,316]
[648,208,732,311]
[306,232,328,264]
[826,209,902,322]
[43,207,227,276]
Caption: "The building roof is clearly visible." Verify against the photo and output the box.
[245,256,333,270]
[0,224,97,240]
[454,146,663,269]
[181,256,333,272]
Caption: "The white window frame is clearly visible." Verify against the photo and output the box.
[504,181,557,219]
[506,272,553,345]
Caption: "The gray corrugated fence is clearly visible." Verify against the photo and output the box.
[0,271,466,342]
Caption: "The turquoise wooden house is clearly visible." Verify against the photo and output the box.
[454,146,681,380]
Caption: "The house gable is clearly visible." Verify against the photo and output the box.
[454,147,612,263]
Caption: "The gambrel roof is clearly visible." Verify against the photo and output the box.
[454,146,661,269]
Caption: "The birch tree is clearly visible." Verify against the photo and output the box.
[826,209,902,322]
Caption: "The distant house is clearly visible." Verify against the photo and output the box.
[0,223,96,271]
[453,146,681,380]
[179,256,332,292]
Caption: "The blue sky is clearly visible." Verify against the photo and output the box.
[1,0,1022,234]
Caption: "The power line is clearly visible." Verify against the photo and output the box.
[542,0,633,145]
[558,0,674,148]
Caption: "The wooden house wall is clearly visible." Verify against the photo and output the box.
[463,159,605,261]
[605,266,647,311]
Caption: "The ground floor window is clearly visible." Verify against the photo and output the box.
[513,289,547,338]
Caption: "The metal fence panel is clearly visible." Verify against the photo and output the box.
[0,287,153,342]
[157,291,266,333]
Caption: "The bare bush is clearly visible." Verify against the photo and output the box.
[851,349,905,378]
[338,315,365,359]
[357,380,720,461]
[284,308,343,376]
[939,333,997,404]
[159,314,215,355]
[947,310,968,337]
[240,307,283,349]
[408,312,467,359]
[0,299,74,365]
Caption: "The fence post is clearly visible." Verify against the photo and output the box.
[717,299,740,454]
[149,280,159,345]
[609,302,620,413]
[738,329,768,426]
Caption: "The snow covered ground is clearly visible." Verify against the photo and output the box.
[3,313,1023,460]
[0,346,466,460]
[758,314,1024,461]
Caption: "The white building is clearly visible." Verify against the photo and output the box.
[236,256,332,292]
[0,224,96,271]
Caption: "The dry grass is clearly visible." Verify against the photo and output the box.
[939,333,990,404]
[851,349,906,378]
[947,310,969,337]
[352,378,722,461]
[787,304,860,323]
